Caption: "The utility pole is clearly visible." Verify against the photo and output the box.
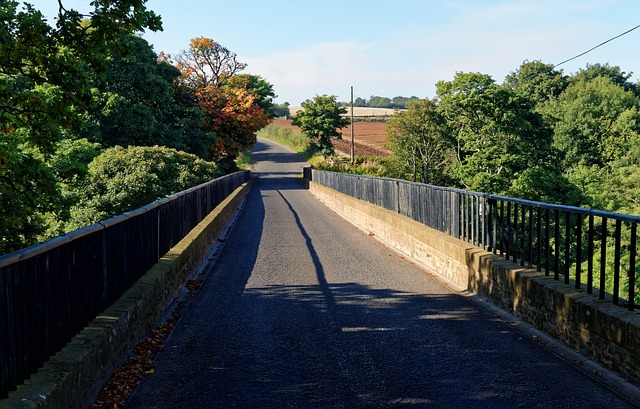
[350,86,355,165]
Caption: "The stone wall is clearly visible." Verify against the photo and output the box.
[309,181,640,384]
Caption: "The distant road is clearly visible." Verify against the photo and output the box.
[127,138,638,408]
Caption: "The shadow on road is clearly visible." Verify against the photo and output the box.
[126,138,639,409]
[276,190,337,313]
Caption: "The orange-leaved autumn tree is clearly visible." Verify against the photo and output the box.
[196,82,270,165]
[174,37,272,170]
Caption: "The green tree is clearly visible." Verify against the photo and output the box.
[67,146,220,230]
[436,72,559,197]
[273,102,291,118]
[391,96,420,109]
[503,60,568,106]
[571,63,638,96]
[0,1,162,151]
[0,0,161,254]
[36,138,104,240]
[85,34,214,156]
[0,134,58,254]
[368,95,393,108]
[567,137,640,215]
[353,97,368,107]
[541,76,640,168]
[292,94,349,157]
[386,98,452,184]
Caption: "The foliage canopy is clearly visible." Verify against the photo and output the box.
[0,3,275,254]
[292,95,349,157]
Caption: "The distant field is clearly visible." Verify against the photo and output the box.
[288,106,399,118]
[271,119,389,157]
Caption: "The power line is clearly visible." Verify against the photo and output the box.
[523,23,640,81]
[553,23,640,69]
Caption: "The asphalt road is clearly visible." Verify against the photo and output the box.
[126,138,639,408]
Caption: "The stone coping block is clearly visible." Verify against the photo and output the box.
[1,182,251,409]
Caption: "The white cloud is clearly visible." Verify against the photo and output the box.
[245,0,637,104]
[245,41,379,104]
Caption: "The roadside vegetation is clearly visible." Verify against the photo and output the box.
[1,1,276,255]
[257,124,313,160]
[264,61,640,301]
[280,62,640,215]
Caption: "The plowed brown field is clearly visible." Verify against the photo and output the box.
[271,119,389,157]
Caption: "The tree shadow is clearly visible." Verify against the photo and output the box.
[252,140,308,191]
[186,190,632,408]
[252,140,306,165]
[129,140,636,409]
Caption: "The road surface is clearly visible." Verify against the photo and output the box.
[126,138,638,408]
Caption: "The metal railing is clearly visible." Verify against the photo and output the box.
[0,171,249,399]
[308,169,640,311]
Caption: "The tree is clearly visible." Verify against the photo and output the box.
[292,95,349,157]
[273,102,291,118]
[353,97,368,107]
[391,96,420,109]
[435,72,559,197]
[84,34,214,157]
[195,83,271,170]
[67,146,220,230]
[386,98,452,184]
[503,60,568,106]
[571,63,638,96]
[0,0,161,254]
[174,37,272,170]
[541,76,640,168]
[0,1,162,151]
[368,95,393,108]
[37,138,103,240]
[231,74,277,117]
[0,134,58,254]
[175,37,247,88]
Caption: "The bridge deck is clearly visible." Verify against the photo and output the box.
[126,138,638,408]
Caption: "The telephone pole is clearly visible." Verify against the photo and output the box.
[350,86,355,165]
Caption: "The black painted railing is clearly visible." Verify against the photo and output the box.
[0,171,249,399]
[308,169,640,311]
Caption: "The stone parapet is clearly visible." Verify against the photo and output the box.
[1,182,250,409]
[309,181,640,385]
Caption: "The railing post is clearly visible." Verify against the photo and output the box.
[536,208,542,272]
[554,210,560,281]
[513,203,518,264]
[600,218,607,299]
[613,220,622,305]
[576,214,583,289]
[629,223,636,311]
[490,198,497,254]
[587,215,594,294]
[564,212,571,285]
[544,209,550,275]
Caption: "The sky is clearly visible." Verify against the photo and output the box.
[23,0,640,105]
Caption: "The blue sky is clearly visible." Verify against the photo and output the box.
[25,0,640,105]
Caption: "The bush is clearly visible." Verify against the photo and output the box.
[67,146,221,229]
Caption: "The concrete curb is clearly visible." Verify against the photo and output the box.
[1,182,251,409]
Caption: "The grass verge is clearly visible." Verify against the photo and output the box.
[257,123,313,161]
[235,150,252,170]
